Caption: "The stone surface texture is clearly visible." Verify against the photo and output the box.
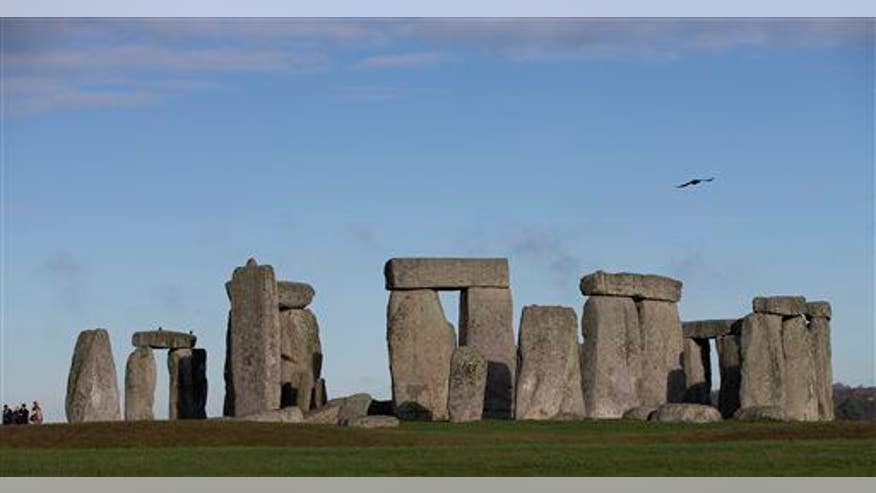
[752,296,807,316]
[682,338,711,405]
[387,289,455,420]
[236,407,304,423]
[279,308,323,412]
[131,330,196,350]
[739,313,786,409]
[781,316,818,421]
[384,258,509,290]
[733,406,787,421]
[716,334,742,418]
[447,347,487,423]
[66,329,121,423]
[515,306,585,420]
[622,406,658,421]
[805,301,832,320]
[124,346,156,421]
[636,300,685,406]
[277,281,315,310]
[649,403,722,423]
[809,316,834,420]
[458,287,516,419]
[336,393,374,424]
[579,271,682,302]
[682,319,739,339]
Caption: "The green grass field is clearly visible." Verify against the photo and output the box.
[1,419,874,476]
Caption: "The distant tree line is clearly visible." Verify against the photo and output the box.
[833,383,876,420]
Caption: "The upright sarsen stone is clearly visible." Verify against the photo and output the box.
[168,348,194,420]
[124,346,156,421]
[739,313,785,409]
[716,333,742,418]
[459,287,516,419]
[387,289,454,420]
[637,300,685,406]
[580,296,641,418]
[447,347,487,423]
[682,338,711,405]
[191,349,208,419]
[66,329,121,423]
[279,308,323,412]
[781,316,818,421]
[808,311,834,421]
[225,258,281,417]
[515,306,585,420]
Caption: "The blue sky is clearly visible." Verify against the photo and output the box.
[1,18,873,422]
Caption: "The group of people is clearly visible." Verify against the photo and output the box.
[2,402,43,425]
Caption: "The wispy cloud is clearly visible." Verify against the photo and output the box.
[356,52,446,69]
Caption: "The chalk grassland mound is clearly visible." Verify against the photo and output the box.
[1,420,874,476]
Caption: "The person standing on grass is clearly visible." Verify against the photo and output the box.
[2,405,11,425]
[16,403,29,425]
[30,402,43,424]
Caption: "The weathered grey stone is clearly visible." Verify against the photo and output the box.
[733,406,787,421]
[515,306,585,420]
[809,316,834,420]
[581,296,641,418]
[637,300,685,406]
[739,313,785,409]
[279,308,322,412]
[805,301,832,320]
[168,349,193,420]
[752,296,807,316]
[124,347,156,421]
[682,338,711,405]
[447,347,487,423]
[579,271,682,302]
[458,287,515,419]
[384,258,509,290]
[782,316,818,421]
[66,329,121,423]
[313,378,327,409]
[682,319,738,339]
[191,349,208,419]
[277,281,315,310]
[716,334,742,418]
[387,289,455,420]
[225,258,281,416]
[343,415,400,428]
[304,403,340,424]
[649,403,722,423]
[236,407,304,423]
[336,393,373,424]
[132,330,196,350]
[623,406,658,421]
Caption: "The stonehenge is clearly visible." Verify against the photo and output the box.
[63,256,835,426]
[385,258,514,420]
[579,271,685,418]
[66,329,122,422]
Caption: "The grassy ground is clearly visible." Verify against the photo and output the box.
[1,419,874,476]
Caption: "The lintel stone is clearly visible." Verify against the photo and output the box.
[752,296,807,316]
[579,271,682,302]
[805,301,832,320]
[384,258,509,290]
[132,330,196,349]
[682,319,741,339]
[277,281,315,310]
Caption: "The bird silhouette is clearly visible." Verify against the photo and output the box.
[676,177,715,189]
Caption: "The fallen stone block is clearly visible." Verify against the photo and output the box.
[637,300,685,406]
[648,403,722,423]
[342,415,400,428]
[752,296,807,316]
[447,347,487,423]
[579,271,682,302]
[384,258,509,290]
[387,289,454,420]
[131,330,196,349]
[124,346,156,421]
[805,301,832,320]
[458,287,515,419]
[733,406,787,421]
[580,296,641,418]
[623,406,658,421]
[336,393,373,425]
[515,306,585,420]
[682,319,739,339]
[66,329,121,423]
[236,407,304,423]
[304,403,341,424]
[277,281,315,310]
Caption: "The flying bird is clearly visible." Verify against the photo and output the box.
[676,177,715,189]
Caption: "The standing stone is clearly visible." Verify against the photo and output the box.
[387,289,454,420]
[66,329,121,423]
[279,308,323,412]
[580,296,641,418]
[515,306,585,420]
[223,312,235,417]
[447,347,487,423]
[124,347,156,421]
[312,378,328,409]
[739,313,785,409]
[191,348,208,419]
[782,316,818,421]
[168,348,194,420]
[682,338,711,405]
[459,287,516,419]
[225,258,281,417]
[808,314,834,420]
[637,300,685,406]
[716,333,742,418]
